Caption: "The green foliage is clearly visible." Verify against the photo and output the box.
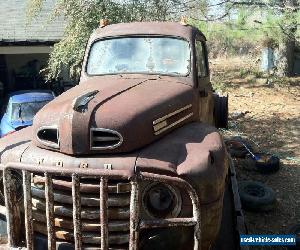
[239,68,250,78]
[26,0,44,21]
[190,1,300,58]
[211,80,227,93]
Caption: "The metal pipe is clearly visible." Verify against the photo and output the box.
[45,172,56,250]
[100,177,108,250]
[72,173,82,249]
[140,218,196,229]
[5,162,133,179]
[129,180,139,250]
[3,169,21,247]
[23,170,33,250]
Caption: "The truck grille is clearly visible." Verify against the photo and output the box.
[31,175,131,248]
[3,163,201,250]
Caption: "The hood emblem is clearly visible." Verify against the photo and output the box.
[72,90,99,112]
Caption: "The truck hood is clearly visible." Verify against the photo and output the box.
[33,76,198,155]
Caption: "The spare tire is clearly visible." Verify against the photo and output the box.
[255,153,280,174]
[214,94,228,129]
[238,181,276,212]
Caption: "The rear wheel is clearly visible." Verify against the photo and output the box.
[214,94,228,129]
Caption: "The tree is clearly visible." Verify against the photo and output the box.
[199,0,300,76]
[27,0,204,80]
[29,0,299,78]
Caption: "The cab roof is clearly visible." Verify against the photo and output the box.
[9,90,54,103]
[92,22,206,41]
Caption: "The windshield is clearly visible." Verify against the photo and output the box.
[87,37,190,76]
[11,100,50,122]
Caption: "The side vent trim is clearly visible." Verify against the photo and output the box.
[90,128,123,150]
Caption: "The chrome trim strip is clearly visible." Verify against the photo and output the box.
[154,113,193,135]
[153,104,192,125]
[153,120,168,132]
[90,128,123,150]
[36,125,60,149]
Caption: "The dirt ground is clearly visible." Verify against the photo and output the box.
[211,56,300,249]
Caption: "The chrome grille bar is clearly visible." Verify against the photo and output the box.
[23,170,33,250]
[72,173,82,249]
[45,172,55,250]
[129,180,139,250]
[3,163,201,250]
[3,169,21,247]
[100,177,109,250]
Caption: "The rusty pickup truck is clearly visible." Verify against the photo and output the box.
[0,21,230,250]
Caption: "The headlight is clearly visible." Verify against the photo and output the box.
[142,183,181,218]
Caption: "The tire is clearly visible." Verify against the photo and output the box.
[238,181,276,212]
[225,138,252,158]
[255,153,280,174]
[287,224,300,249]
[214,94,228,129]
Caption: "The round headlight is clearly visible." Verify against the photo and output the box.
[143,183,181,218]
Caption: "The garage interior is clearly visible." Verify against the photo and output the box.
[0,0,69,104]
[0,45,52,97]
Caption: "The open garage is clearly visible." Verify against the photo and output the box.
[0,0,66,101]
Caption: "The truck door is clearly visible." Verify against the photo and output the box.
[195,38,214,125]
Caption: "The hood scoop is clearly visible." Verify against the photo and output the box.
[36,126,59,149]
[90,128,123,150]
